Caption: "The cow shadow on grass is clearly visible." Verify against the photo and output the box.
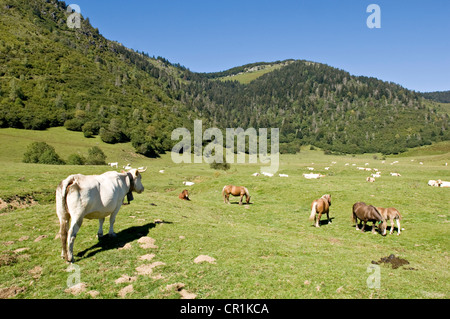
[76,222,160,261]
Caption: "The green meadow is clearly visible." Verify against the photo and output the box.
[0,127,449,299]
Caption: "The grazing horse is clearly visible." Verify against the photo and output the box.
[309,194,332,227]
[179,189,190,201]
[352,202,387,236]
[222,185,250,205]
[376,207,402,235]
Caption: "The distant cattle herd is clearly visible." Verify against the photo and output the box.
[56,160,448,262]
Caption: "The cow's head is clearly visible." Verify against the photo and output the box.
[129,168,146,194]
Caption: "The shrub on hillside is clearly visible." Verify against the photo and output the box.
[85,146,106,165]
[23,142,65,165]
[67,153,86,165]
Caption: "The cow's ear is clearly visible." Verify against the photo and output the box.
[135,170,140,178]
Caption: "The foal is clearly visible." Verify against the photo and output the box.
[376,207,402,235]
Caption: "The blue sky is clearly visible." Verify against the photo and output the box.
[72,0,449,92]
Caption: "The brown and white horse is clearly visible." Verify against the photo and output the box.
[309,194,332,227]
[222,185,251,205]
[179,189,190,201]
[376,207,402,235]
[352,202,387,236]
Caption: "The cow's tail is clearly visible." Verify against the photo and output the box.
[309,202,318,221]
[56,175,76,259]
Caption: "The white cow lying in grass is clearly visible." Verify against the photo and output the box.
[279,174,289,177]
[428,180,439,187]
[183,181,195,186]
[437,180,450,187]
[262,172,274,177]
[303,173,324,179]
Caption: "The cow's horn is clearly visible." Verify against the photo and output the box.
[138,167,147,173]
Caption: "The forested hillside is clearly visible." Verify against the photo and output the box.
[0,0,195,157]
[184,61,449,154]
[421,90,450,103]
[0,0,449,156]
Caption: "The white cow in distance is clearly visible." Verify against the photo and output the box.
[183,181,195,186]
[303,173,324,179]
[108,162,118,168]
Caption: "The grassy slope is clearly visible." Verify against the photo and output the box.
[0,128,449,299]
[217,63,291,84]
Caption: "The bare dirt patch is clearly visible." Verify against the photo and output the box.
[137,236,158,249]
[115,274,137,284]
[118,284,134,298]
[0,286,26,299]
[135,261,165,276]
[194,255,216,264]
[0,252,18,267]
[139,254,155,261]
[0,195,38,211]
[65,283,87,295]
[165,283,196,299]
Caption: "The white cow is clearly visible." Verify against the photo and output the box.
[108,162,118,168]
[183,181,195,186]
[366,177,375,183]
[428,180,439,187]
[279,174,289,177]
[303,173,324,179]
[123,164,132,170]
[390,173,402,177]
[262,172,274,177]
[56,168,146,262]
[252,173,260,176]
[437,180,450,188]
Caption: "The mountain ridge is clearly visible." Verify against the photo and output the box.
[0,0,449,156]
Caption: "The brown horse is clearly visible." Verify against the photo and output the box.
[222,185,250,205]
[309,194,332,227]
[376,207,402,235]
[179,189,190,201]
[352,202,387,236]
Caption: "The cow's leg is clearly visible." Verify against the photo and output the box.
[326,211,331,224]
[59,218,69,260]
[108,207,121,237]
[371,223,376,234]
[239,194,243,205]
[97,218,105,238]
[67,216,83,263]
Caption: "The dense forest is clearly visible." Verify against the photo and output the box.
[421,90,450,103]
[0,0,449,156]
